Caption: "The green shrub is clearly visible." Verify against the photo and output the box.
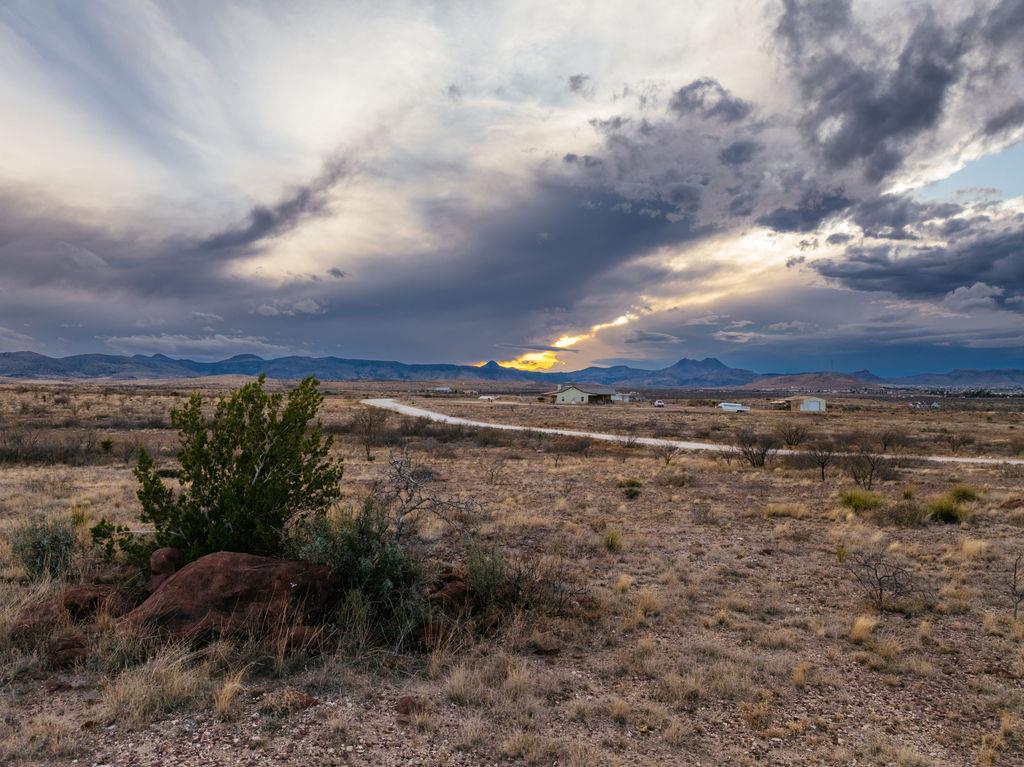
[948,484,980,503]
[926,497,967,524]
[11,518,77,579]
[465,544,511,615]
[602,529,624,552]
[132,375,344,560]
[463,545,576,617]
[288,498,425,648]
[873,500,928,528]
[617,478,642,499]
[839,489,883,513]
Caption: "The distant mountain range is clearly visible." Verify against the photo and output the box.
[1,351,1022,390]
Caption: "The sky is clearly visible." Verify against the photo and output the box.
[0,0,1023,376]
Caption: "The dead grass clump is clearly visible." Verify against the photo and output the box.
[850,614,879,643]
[213,669,246,721]
[500,731,562,766]
[101,645,210,728]
[759,503,808,519]
[856,732,939,766]
[0,713,78,761]
[454,713,489,751]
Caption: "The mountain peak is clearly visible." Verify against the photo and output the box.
[481,360,503,369]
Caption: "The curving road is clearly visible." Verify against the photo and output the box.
[361,398,1024,467]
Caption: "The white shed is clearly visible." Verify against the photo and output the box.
[793,396,826,413]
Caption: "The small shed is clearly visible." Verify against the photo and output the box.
[792,396,826,413]
[546,384,616,404]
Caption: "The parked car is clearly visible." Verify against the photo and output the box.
[653,400,665,408]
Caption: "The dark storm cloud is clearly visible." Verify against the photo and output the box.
[850,195,962,240]
[757,188,851,232]
[787,17,965,181]
[669,78,752,123]
[563,153,603,168]
[568,74,595,98]
[775,0,1024,182]
[814,226,1024,306]
[199,157,348,254]
[983,102,1024,136]
[624,330,684,345]
[718,140,761,166]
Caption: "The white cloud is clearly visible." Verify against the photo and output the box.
[100,333,290,359]
[0,325,35,351]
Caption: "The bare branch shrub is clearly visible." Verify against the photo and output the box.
[776,423,809,448]
[846,552,930,611]
[1010,553,1024,620]
[351,406,389,460]
[732,430,778,468]
[843,435,895,490]
[374,451,479,539]
[944,431,974,454]
[808,441,837,482]
[652,444,679,466]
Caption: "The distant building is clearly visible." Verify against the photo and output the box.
[611,391,642,403]
[717,402,751,412]
[428,386,452,394]
[478,395,498,401]
[545,384,616,404]
[792,396,826,413]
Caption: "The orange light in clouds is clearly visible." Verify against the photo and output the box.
[487,312,639,371]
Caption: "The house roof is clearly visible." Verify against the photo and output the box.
[547,383,618,395]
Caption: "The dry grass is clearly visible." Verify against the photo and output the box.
[213,668,246,721]
[101,645,210,728]
[850,615,879,643]
[2,381,1024,765]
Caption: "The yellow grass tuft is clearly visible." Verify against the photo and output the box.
[850,614,879,644]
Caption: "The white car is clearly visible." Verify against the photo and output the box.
[653,400,665,408]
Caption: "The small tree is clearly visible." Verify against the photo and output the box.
[133,375,344,560]
[652,443,679,466]
[843,434,891,490]
[945,431,974,454]
[351,406,389,460]
[1010,553,1024,621]
[809,441,837,482]
[878,427,908,455]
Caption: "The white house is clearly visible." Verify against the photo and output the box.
[792,396,826,413]
[478,395,499,401]
[546,384,616,404]
[717,402,751,412]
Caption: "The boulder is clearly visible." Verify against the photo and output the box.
[425,565,468,611]
[59,584,134,620]
[149,547,186,592]
[46,634,89,669]
[122,551,333,640]
[395,695,426,720]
